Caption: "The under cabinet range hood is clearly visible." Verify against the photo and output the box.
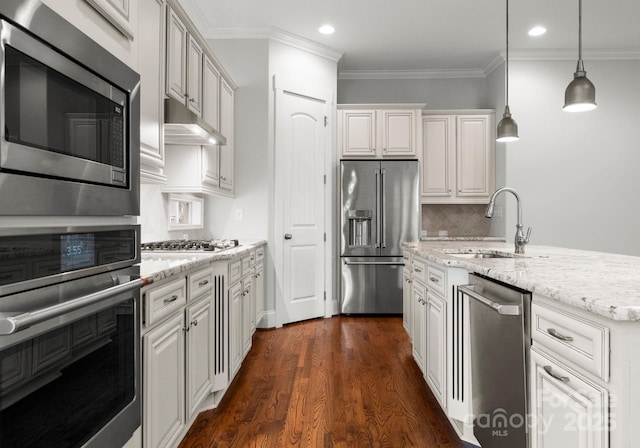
[164,98,227,146]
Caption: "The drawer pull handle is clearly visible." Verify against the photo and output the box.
[429,276,439,283]
[547,328,574,342]
[164,295,179,304]
[414,268,422,273]
[544,365,570,383]
[198,280,210,287]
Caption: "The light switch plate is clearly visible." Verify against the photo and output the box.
[234,208,244,221]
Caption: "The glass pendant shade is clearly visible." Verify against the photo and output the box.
[496,105,519,142]
[563,61,596,111]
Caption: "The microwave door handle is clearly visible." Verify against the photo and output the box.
[0,277,152,335]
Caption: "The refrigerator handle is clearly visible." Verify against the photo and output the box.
[381,168,386,249]
[375,168,381,248]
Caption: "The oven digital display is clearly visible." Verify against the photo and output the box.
[60,233,96,271]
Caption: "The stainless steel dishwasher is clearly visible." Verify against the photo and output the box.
[459,273,532,448]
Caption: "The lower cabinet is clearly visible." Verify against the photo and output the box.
[402,251,412,337]
[412,279,426,374]
[530,347,608,448]
[142,244,266,448]
[425,290,446,409]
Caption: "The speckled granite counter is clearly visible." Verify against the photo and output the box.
[403,241,640,322]
[140,240,266,283]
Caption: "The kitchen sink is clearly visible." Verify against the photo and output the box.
[435,249,522,259]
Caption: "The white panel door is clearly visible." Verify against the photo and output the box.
[421,115,455,199]
[456,115,491,197]
[276,85,327,325]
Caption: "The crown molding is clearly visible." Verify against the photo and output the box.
[338,68,487,80]
[203,27,343,63]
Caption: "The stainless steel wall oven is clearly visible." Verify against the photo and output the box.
[0,225,148,447]
[0,0,140,216]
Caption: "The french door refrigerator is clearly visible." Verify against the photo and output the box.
[340,159,419,314]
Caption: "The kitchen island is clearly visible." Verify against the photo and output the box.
[402,240,640,448]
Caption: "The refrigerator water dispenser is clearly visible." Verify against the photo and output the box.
[347,210,372,247]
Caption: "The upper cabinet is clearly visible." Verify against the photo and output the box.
[337,104,424,158]
[160,1,236,197]
[420,110,495,204]
[218,79,235,195]
[138,0,167,184]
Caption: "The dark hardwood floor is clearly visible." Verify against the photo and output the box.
[178,316,465,448]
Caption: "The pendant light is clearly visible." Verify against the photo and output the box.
[496,0,519,142]
[563,0,596,111]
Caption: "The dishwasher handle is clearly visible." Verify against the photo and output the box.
[458,284,521,316]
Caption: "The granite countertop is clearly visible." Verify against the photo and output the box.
[420,236,506,242]
[140,240,267,283]
[403,240,640,322]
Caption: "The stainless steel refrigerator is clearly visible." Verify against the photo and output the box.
[340,159,419,314]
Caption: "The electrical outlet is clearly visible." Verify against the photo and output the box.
[234,208,244,221]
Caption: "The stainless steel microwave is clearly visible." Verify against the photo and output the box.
[0,0,140,216]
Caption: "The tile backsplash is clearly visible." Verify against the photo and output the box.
[422,204,491,237]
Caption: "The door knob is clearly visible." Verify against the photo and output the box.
[284,233,293,240]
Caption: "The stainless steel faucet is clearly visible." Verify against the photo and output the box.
[485,187,532,254]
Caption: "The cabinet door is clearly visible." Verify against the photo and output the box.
[165,7,187,104]
[202,55,220,130]
[425,291,447,409]
[254,262,264,329]
[456,115,493,199]
[421,115,455,200]
[530,348,608,448]
[219,78,235,194]
[139,0,166,183]
[229,282,243,379]
[402,268,412,338]
[143,313,185,448]
[381,110,417,156]
[340,110,377,157]
[241,277,254,357]
[185,296,213,420]
[186,35,203,115]
[412,280,426,374]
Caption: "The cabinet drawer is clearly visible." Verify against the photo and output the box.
[145,277,187,327]
[426,264,446,296]
[255,246,265,263]
[531,302,609,381]
[189,267,213,300]
[229,259,242,285]
[412,257,426,283]
[248,250,257,267]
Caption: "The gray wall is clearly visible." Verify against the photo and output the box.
[504,59,640,255]
[338,77,490,109]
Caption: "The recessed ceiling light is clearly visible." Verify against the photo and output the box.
[528,26,547,37]
[318,24,335,35]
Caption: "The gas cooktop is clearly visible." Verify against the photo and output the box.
[141,239,240,252]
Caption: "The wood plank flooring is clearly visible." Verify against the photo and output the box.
[178,316,465,448]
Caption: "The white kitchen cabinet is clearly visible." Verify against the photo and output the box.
[241,275,254,357]
[219,78,235,195]
[425,290,446,410]
[402,251,412,338]
[165,7,187,106]
[254,261,264,328]
[421,110,495,204]
[202,55,220,132]
[411,279,426,374]
[338,104,424,158]
[143,313,184,448]
[185,35,203,115]
[138,0,167,184]
[530,347,608,448]
[229,281,243,380]
[142,266,216,448]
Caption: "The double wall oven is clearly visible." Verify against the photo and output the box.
[0,1,144,447]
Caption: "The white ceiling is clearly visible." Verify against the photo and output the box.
[180,0,640,75]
